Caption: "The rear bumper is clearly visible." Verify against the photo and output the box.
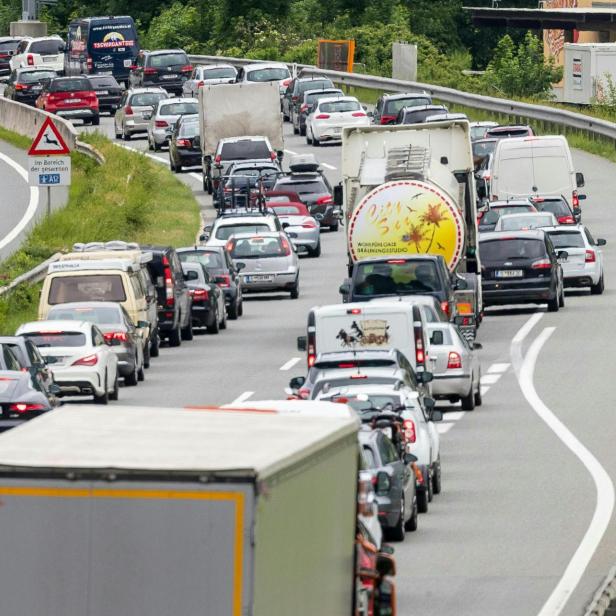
[191,303,214,325]
[562,263,600,286]
[125,118,149,133]
[482,280,556,306]
[241,272,297,292]
[431,374,472,397]
[176,149,202,167]
[54,107,97,119]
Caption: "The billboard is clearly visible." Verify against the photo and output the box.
[317,39,355,72]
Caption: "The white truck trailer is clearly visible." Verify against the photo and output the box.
[0,403,360,616]
[563,43,616,105]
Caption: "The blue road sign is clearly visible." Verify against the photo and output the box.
[39,174,61,185]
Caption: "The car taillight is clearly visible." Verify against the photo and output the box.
[103,331,128,345]
[86,55,93,71]
[197,80,205,88]
[181,64,193,73]
[9,403,46,413]
[176,138,192,147]
[281,237,291,256]
[585,250,596,263]
[440,301,449,316]
[189,288,209,301]
[572,191,580,209]
[414,324,425,367]
[316,114,330,119]
[72,354,98,367]
[447,351,462,369]
[476,211,484,223]
[155,120,169,128]
[144,67,157,75]
[301,221,317,228]
[316,195,333,205]
[347,308,362,314]
[216,274,231,288]
[292,95,299,102]
[558,215,575,224]
[300,103,308,113]
[163,256,174,307]
[531,259,552,269]
[270,151,277,160]
[27,54,34,66]
[403,418,416,444]
[125,105,133,115]
[352,111,366,117]
[380,114,396,124]
[350,374,368,379]
[338,362,358,369]
[215,154,222,165]
[14,83,29,90]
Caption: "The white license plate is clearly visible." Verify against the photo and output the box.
[68,98,82,104]
[163,74,177,79]
[246,275,273,283]
[496,269,523,278]
[142,112,151,119]
[43,56,57,62]
[380,427,393,440]
[124,59,133,68]
[96,90,109,95]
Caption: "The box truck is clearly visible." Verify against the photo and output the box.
[563,43,616,105]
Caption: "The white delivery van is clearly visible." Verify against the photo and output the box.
[490,136,586,212]
[297,301,430,374]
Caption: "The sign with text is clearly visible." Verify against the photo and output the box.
[28,156,71,186]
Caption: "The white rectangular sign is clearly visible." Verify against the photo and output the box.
[28,156,71,187]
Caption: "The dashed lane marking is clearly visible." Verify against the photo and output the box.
[230,391,254,404]
[321,162,337,170]
[488,362,510,374]
[280,357,301,371]
[480,374,501,385]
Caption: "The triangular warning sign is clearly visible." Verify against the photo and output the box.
[28,117,71,156]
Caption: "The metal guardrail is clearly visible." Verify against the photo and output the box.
[0,252,60,297]
[188,54,616,143]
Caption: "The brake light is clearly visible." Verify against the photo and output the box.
[14,83,29,90]
[86,55,93,71]
[125,105,133,115]
[270,151,277,161]
[216,274,231,288]
[386,259,406,264]
[558,216,575,224]
[72,354,98,367]
[300,103,308,113]
[181,64,193,73]
[447,351,462,369]
[144,67,157,75]
[189,288,209,301]
[352,111,366,117]
[197,80,205,88]
[414,325,425,367]
[316,195,333,205]
[103,331,128,344]
[572,191,580,209]
[316,113,330,119]
[347,308,361,315]
[27,54,34,66]
[155,120,169,128]
[215,154,222,165]
[585,250,596,263]
[532,197,545,203]
[301,221,317,228]
[403,418,416,444]
[163,256,174,307]
[338,362,357,368]
[9,403,46,413]
[531,259,552,269]
[380,114,396,124]
[440,301,450,316]
[280,236,291,256]
[350,374,368,379]
[176,138,192,147]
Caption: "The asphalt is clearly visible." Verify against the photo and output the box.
[1,108,615,615]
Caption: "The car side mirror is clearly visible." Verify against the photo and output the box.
[430,330,444,345]
[45,356,58,365]
[199,233,209,242]
[419,371,433,384]
[557,250,569,261]
[576,172,585,188]
[473,341,483,350]
[430,409,443,422]
[235,262,246,271]
[297,335,307,351]
[339,280,350,296]
[289,375,305,391]
[453,276,468,290]
[423,396,435,410]
[333,183,343,206]
[597,238,607,246]
[403,452,417,465]
[276,149,284,161]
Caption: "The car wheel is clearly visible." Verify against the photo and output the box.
[153,140,160,152]
[461,385,476,411]
[114,125,122,140]
[92,114,100,126]
[219,305,227,329]
[417,488,429,514]
[427,469,434,502]
[547,292,559,312]
[474,377,483,406]
[330,221,339,232]
[558,284,565,307]
[432,458,442,495]
[208,309,220,334]
[109,375,119,401]
[238,298,244,317]
[227,297,239,320]
[138,362,145,382]
[293,121,299,135]
[93,371,109,405]
[150,331,160,357]
[313,134,320,147]
[309,241,321,258]
[300,125,306,136]
[176,162,182,173]
[405,499,418,532]
[290,279,300,299]
[168,326,182,347]
[387,496,406,542]
[122,127,131,141]
[143,341,151,369]
[125,362,138,386]
[206,178,213,195]
[181,316,193,341]
[591,273,605,295]
[306,129,312,145]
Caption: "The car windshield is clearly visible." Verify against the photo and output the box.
[30,40,64,55]
[354,261,441,295]
[179,251,224,269]
[246,67,290,81]
[19,70,55,83]
[215,223,270,240]
[159,102,198,116]
[47,306,122,324]
[270,204,309,216]
[498,214,554,230]
[547,231,585,248]
[220,141,270,160]
[130,92,166,107]
[229,236,288,259]
[384,97,431,114]
[150,53,188,68]
[203,67,236,79]
[480,238,546,261]
[48,275,127,304]
[319,100,360,113]
[532,199,570,217]
[88,76,119,88]
[22,332,86,347]
[50,78,90,92]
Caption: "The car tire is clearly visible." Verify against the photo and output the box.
[330,221,339,232]
[138,363,145,382]
[290,279,300,299]
[181,317,193,341]
[115,125,122,140]
[591,273,605,295]
[417,488,429,514]
[313,135,320,147]
[427,468,434,502]
[300,125,306,136]
[404,499,418,532]
[238,299,244,317]
[148,137,154,151]
[109,375,119,401]
[208,309,220,334]
[308,241,321,258]
[168,326,182,347]
[558,284,565,307]
[293,122,299,135]
[176,162,182,173]
[143,342,151,369]
[150,332,160,358]
[93,371,109,405]
[306,129,312,145]
[219,305,227,330]
[122,127,131,141]
[227,297,239,320]
[387,496,406,542]
[547,292,559,312]
[153,140,160,152]
[474,378,483,406]
[461,385,476,411]
[432,458,442,495]
[125,362,138,386]
[206,177,213,195]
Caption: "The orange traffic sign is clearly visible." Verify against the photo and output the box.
[28,117,71,156]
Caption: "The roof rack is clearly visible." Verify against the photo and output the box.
[288,154,320,174]
[49,259,140,274]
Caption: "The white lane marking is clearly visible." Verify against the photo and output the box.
[436,423,455,434]
[513,327,615,616]
[480,373,501,385]
[488,362,510,374]
[280,357,301,371]
[321,162,337,170]
[230,391,254,404]
[481,385,489,396]
[284,149,298,156]
[444,411,465,421]
[0,153,40,252]
[190,172,202,181]
[511,312,544,378]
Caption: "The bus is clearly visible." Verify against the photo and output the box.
[65,16,139,84]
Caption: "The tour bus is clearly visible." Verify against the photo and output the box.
[65,16,139,84]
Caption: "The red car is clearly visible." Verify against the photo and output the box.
[36,76,99,125]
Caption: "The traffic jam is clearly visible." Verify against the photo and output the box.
[0,18,609,616]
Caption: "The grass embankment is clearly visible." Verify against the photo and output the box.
[0,130,200,335]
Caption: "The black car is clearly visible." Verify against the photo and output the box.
[129,49,192,96]
[177,246,244,319]
[86,74,122,114]
[0,37,21,79]
[479,230,565,311]
[181,261,226,333]
[0,370,57,431]
[142,246,193,346]
[0,336,57,398]
[169,114,201,172]
[293,87,343,136]
[282,76,334,123]
[373,92,432,125]
[395,104,448,125]
[4,67,57,105]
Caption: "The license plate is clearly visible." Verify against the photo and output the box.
[43,56,56,62]
[163,74,177,79]
[246,274,273,282]
[96,90,109,95]
[331,127,341,133]
[32,86,41,91]
[68,98,82,104]
[495,269,523,278]
[380,427,393,440]
[143,112,151,119]
[124,59,133,68]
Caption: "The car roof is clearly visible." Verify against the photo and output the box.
[147,49,186,55]
[315,350,397,362]
[17,320,92,333]
[244,62,288,70]
[304,88,343,96]
[27,35,63,42]
[199,63,236,70]
[219,135,269,143]
[480,229,546,241]
[542,225,583,233]
[297,75,331,82]
[177,245,225,254]
[530,194,567,201]
[0,36,24,42]
[383,92,430,100]
[355,254,442,265]
[128,87,168,94]
[276,173,322,182]
[47,301,123,311]
[158,97,197,105]
[403,104,446,113]
[470,121,498,127]
[490,199,533,207]
[0,336,26,346]
[228,231,282,240]
[498,212,555,220]
[317,96,357,104]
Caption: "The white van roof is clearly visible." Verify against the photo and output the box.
[48,259,141,274]
[311,301,416,318]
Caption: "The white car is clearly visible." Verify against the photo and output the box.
[203,212,281,248]
[182,64,237,97]
[147,97,198,150]
[545,224,606,294]
[306,96,370,146]
[10,36,65,73]
[16,320,119,404]
[470,121,498,141]
[494,211,558,231]
[236,62,291,95]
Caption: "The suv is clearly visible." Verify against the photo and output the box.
[202,209,282,248]
[396,104,447,125]
[4,67,57,105]
[141,246,193,347]
[373,92,432,125]
[0,37,23,78]
[10,36,65,74]
[235,62,291,94]
[282,76,334,123]
[0,336,56,398]
[129,49,192,96]
[36,76,100,125]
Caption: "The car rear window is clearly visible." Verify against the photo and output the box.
[130,92,167,107]
[278,179,326,194]
[178,119,199,136]
[319,100,360,113]
[0,40,20,53]
[473,140,497,159]
[29,40,64,55]
[48,275,127,304]
[354,260,441,295]
[384,97,431,114]
[215,223,270,240]
[498,214,554,231]
[314,359,396,370]
[482,205,534,225]
[159,102,198,116]
[22,332,86,347]
[178,251,224,269]
[228,236,288,258]
[220,140,270,161]
[402,107,446,123]
[327,394,402,411]
[47,305,122,324]
[532,199,570,217]
[203,67,236,79]
[19,70,55,83]
[88,76,119,88]
[487,127,531,138]
[149,53,188,68]
[270,204,309,216]
[298,79,332,94]
[305,90,342,104]
[50,78,91,92]
[480,238,546,261]
[246,67,290,81]
[547,231,585,248]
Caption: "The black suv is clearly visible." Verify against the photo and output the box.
[479,230,565,311]
[86,74,122,114]
[177,246,244,319]
[282,76,334,123]
[129,49,192,96]
[373,92,432,125]
[142,246,193,346]
[396,104,447,125]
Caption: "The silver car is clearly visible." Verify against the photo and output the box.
[114,87,169,140]
[267,202,321,257]
[227,232,300,298]
[182,64,238,97]
[493,212,558,232]
[147,97,198,150]
[427,322,482,410]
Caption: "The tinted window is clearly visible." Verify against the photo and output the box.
[547,230,585,249]
[18,70,56,83]
[480,238,546,261]
[402,108,446,123]
[298,79,332,94]
[362,445,377,469]
[130,92,167,107]
[30,40,64,55]
[354,261,440,295]
[88,76,120,88]
[203,67,236,79]
[159,102,198,116]
[179,251,224,269]
[149,53,188,68]
[0,40,20,53]
[220,141,270,161]
[22,332,86,347]
[333,394,401,412]
[532,198,570,217]
[279,180,327,194]
[5,343,27,366]
[48,275,127,304]
[47,305,123,324]
[50,78,91,92]
[378,435,400,464]
[228,236,288,259]
[246,67,290,81]
[498,214,554,231]
[2,347,21,371]
[270,204,309,216]
[178,119,199,137]
[215,223,270,240]
[473,140,497,159]
[319,100,360,113]
[305,90,342,104]
[384,97,430,114]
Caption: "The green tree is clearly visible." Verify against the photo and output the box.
[143,3,204,52]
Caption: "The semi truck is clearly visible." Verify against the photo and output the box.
[0,402,360,616]
[336,120,482,335]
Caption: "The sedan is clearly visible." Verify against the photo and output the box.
[16,320,119,404]
[181,261,226,333]
[530,195,578,224]
[493,212,558,232]
[147,97,198,150]
[4,67,57,106]
[227,232,300,299]
[427,322,482,410]
[182,64,237,97]
[169,114,201,172]
[268,202,321,257]
[0,370,57,431]
[306,96,370,146]
[545,225,606,294]
[86,74,122,114]
[114,87,168,140]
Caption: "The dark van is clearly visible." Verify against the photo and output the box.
[65,16,139,84]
